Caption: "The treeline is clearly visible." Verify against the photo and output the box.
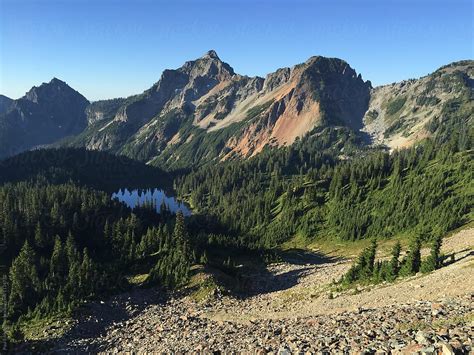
[341,233,444,286]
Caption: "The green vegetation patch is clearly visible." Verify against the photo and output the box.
[365,109,379,124]
[385,96,407,116]
[246,99,275,120]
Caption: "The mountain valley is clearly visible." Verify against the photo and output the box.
[0,51,472,354]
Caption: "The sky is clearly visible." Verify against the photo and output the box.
[1,0,473,101]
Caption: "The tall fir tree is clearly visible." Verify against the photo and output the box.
[8,240,41,317]
[387,241,402,281]
[421,233,443,273]
[400,236,422,276]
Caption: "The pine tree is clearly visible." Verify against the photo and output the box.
[173,211,191,260]
[8,240,41,317]
[359,239,377,280]
[199,250,209,265]
[34,222,46,249]
[400,236,421,276]
[421,233,443,273]
[173,211,186,244]
[65,233,81,301]
[47,235,67,291]
[387,241,401,281]
[79,248,94,297]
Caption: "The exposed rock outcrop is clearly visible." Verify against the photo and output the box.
[67,51,371,165]
[2,53,471,165]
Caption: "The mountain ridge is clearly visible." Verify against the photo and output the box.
[1,52,472,165]
[63,51,373,166]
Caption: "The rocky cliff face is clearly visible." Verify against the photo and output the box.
[67,51,371,166]
[221,56,371,157]
[0,78,89,159]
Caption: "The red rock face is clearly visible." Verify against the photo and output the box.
[80,52,371,164]
[12,52,468,167]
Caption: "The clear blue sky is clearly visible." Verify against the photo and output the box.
[1,0,472,101]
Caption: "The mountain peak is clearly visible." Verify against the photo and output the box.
[204,50,219,59]
[49,77,67,85]
[24,77,88,105]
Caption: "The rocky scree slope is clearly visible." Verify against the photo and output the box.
[43,228,474,354]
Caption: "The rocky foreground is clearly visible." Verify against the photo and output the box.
[52,292,473,354]
[25,228,474,354]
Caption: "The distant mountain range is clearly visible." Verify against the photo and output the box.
[1,51,472,164]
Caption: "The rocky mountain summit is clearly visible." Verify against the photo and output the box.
[0,78,89,159]
[363,60,473,149]
[1,53,472,165]
[67,51,372,165]
[61,54,474,167]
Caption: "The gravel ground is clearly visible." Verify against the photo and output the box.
[37,228,474,353]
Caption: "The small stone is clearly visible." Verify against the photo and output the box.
[449,339,463,351]
[420,345,435,355]
[402,343,423,353]
[278,346,291,355]
[437,328,449,337]
[415,330,430,345]
[439,341,455,355]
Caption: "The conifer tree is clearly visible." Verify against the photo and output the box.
[173,211,191,260]
[199,250,209,265]
[387,241,401,281]
[421,233,443,273]
[79,248,94,297]
[173,211,186,244]
[47,235,67,291]
[400,236,421,276]
[34,222,45,249]
[359,239,377,279]
[65,233,81,300]
[8,240,41,317]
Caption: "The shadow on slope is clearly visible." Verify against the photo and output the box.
[12,288,168,354]
[231,249,342,297]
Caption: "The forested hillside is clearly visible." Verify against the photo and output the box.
[0,148,170,192]
[175,124,473,248]
[0,181,200,324]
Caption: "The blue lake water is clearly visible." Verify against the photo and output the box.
[112,188,192,216]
